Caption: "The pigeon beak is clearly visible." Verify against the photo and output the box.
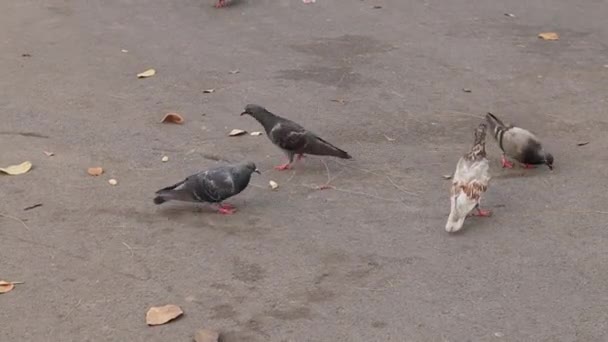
[254,169,261,174]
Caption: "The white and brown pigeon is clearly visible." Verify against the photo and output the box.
[153,161,260,214]
[445,123,491,233]
[486,112,554,170]
[241,104,352,170]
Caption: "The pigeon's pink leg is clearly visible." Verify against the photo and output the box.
[217,207,236,215]
[214,0,227,8]
[522,164,536,169]
[472,208,492,217]
[501,155,514,168]
[296,154,305,161]
[219,203,235,209]
[274,162,291,171]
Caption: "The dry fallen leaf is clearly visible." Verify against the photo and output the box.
[228,129,247,137]
[203,89,215,94]
[108,179,118,186]
[146,304,183,326]
[442,174,453,180]
[137,69,156,78]
[194,329,220,342]
[161,113,185,124]
[538,32,559,40]
[250,131,263,136]
[577,141,590,146]
[269,180,279,190]
[0,161,32,175]
[504,13,515,17]
[161,156,169,162]
[383,134,396,142]
[462,88,472,93]
[43,151,55,157]
[87,167,104,176]
[0,281,15,294]
[229,69,240,74]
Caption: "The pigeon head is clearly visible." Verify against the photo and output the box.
[544,153,554,170]
[242,161,261,174]
[241,104,267,117]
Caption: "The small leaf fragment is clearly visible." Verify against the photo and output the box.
[194,329,220,342]
[269,180,279,190]
[229,69,240,74]
[121,49,129,53]
[44,151,55,157]
[203,89,215,94]
[250,131,263,136]
[0,281,15,294]
[0,161,32,175]
[108,179,118,186]
[372,5,382,9]
[383,134,396,142]
[538,32,559,40]
[146,304,183,326]
[137,69,156,78]
[504,13,515,17]
[442,174,452,180]
[462,88,472,93]
[87,167,104,176]
[577,141,589,146]
[161,113,185,124]
[228,129,247,137]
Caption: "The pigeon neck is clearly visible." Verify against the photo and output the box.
[251,110,278,131]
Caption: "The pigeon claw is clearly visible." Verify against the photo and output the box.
[274,163,292,171]
[472,208,492,217]
[501,155,514,169]
[219,203,235,209]
[217,207,236,215]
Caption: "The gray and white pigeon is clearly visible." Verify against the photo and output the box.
[446,123,491,233]
[486,113,554,170]
[153,161,260,214]
[240,104,352,170]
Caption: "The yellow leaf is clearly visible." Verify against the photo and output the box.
[146,304,183,326]
[538,32,559,40]
[137,69,156,78]
[0,161,32,175]
[0,281,15,294]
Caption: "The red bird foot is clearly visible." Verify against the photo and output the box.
[219,203,235,209]
[217,207,236,215]
[472,208,492,217]
[274,163,291,171]
[501,155,514,169]
[214,0,227,8]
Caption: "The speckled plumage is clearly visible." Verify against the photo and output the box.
[446,124,491,233]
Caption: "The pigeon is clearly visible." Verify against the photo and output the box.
[153,161,260,214]
[486,112,554,170]
[445,123,491,233]
[240,104,352,170]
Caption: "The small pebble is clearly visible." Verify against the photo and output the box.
[108,179,118,186]
[161,156,169,162]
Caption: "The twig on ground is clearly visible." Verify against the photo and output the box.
[0,213,31,231]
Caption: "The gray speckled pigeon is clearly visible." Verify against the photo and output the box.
[486,113,554,170]
[153,161,260,214]
[241,104,352,170]
[446,123,491,233]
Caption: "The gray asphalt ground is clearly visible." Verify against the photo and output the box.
[2,0,608,341]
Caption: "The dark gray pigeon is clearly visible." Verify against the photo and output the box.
[153,161,260,214]
[486,113,554,170]
[241,104,352,170]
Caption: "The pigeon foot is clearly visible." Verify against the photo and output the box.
[217,207,236,215]
[219,203,235,209]
[215,0,227,8]
[472,208,492,217]
[274,163,291,171]
[296,154,305,161]
[501,155,514,168]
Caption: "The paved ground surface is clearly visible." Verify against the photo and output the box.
[2,0,608,341]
